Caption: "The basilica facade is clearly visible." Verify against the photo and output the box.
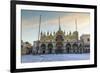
[32,20,90,54]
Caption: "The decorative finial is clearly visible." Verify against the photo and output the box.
[47,31,49,35]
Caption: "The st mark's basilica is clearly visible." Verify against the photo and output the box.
[32,18,90,55]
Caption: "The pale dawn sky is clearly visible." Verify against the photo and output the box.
[21,10,90,45]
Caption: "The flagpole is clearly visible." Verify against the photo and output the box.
[38,15,41,41]
[37,15,41,54]
[75,19,77,32]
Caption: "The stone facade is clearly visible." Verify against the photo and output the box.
[32,24,90,55]
[21,40,32,55]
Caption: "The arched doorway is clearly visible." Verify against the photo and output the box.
[66,43,71,53]
[72,43,78,53]
[55,34,64,54]
[55,42,63,54]
[48,43,53,54]
[41,44,46,54]
[79,44,82,53]
[84,45,90,53]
